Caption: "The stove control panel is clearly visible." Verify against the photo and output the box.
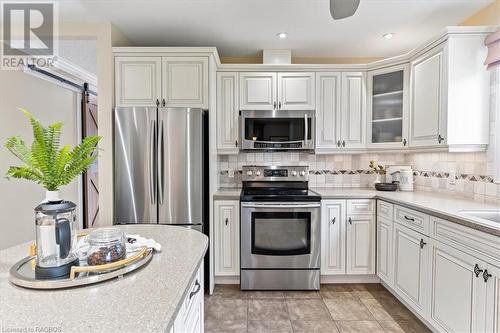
[242,166,309,181]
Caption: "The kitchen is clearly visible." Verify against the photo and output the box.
[0,1,499,332]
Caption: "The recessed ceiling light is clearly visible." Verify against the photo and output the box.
[277,32,288,40]
[383,33,395,39]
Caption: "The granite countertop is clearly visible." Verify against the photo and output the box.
[214,187,500,236]
[0,225,208,333]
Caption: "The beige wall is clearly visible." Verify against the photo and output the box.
[461,0,500,26]
[0,71,80,250]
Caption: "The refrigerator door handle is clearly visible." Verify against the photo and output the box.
[149,119,156,204]
[158,119,164,205]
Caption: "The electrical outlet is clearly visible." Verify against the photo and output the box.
[228,169,235,178]
[448,171,456,184]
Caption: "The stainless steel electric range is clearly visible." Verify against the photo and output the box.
[240,165,321,290]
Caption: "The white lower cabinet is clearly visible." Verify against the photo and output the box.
[321,199,375,276]
[346,214,375,274]
[486,264,500,333]
[376,216,393,285]
[393,222,429,317]
[172,262,204,333]
[214,200,240,276]
[428,240,489,333]
[321,200,346,275]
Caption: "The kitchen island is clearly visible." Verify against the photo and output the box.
[0,224,208,333]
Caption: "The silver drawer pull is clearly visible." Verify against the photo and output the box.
[189,280,201,300]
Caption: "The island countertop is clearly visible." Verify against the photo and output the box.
[0,224,208,333]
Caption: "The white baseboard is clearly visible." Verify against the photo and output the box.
[320,275,380,284]
[213,275,380,285]
[214,276,240,284]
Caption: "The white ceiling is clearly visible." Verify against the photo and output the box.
[57,0,494,58]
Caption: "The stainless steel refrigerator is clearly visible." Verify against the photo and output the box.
[114,107,208,231]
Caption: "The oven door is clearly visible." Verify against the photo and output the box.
[240,110,315,151]
[241,202,321,269]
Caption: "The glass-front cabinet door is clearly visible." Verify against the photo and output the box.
[367,64,409,149]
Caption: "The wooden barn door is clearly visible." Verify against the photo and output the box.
[82,83,99,228]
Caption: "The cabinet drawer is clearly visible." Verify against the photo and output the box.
[347,199,375,215]
[394,205,429,235]
[377,200,394,220]
[431,217,500,267]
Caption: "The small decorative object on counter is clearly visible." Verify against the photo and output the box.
[87,228,127,266]
[369,160,386,187]
[375,182,399,191]
[4,109,101,279]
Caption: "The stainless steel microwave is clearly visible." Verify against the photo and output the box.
[239,110,315,151]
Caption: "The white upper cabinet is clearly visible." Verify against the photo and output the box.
[277,72,315,110]
[346,213,375,274]
[393,222,429,317]
[428,240,489,333]
[162,57,208,108]
[410,34,490,151]
[367,64,409,149]
[214,200,240,276]
[340,72,366,149]
[316,72,341,151]
[115,56,162,107]
[321,200,346,275]
[216,72,239,153]
[239,72,277,110]
[410,45,446,148]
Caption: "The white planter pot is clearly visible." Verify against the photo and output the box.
[45,190,61,203]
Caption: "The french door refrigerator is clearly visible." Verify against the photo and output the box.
[114,107,208,231]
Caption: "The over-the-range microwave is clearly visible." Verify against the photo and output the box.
[239,110,315,152]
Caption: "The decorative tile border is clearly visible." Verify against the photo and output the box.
[219,169,495,183]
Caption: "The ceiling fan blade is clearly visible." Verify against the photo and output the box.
[330,0,360,20]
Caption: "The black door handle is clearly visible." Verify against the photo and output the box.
[189,280,201,299]
[483,270,492,282]
[348,217,352,225]
[404,215,415,221]
[419,239,427,249]
[331,217,336,225]
[474,264,484,278]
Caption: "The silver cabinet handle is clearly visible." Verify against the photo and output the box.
[158,120,164,205]
[149,119,156,204]
[304,114,308,146]
[189,280,201,300]
[225,217,229,226]
[331,217,336,225]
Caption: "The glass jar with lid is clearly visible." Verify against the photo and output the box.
[87,228,126,266]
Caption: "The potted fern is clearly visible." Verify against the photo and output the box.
[4,109,101,203]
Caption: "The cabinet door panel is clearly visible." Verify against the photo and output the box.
[485,264,500,333]
[115,56,161,106]
[278,72,315,110]
[240,73,277,110]
[162,57,208,108]
[316,72,341,150]
[216,72,239,153]
[393,223,429,316]
[346,214,375,274]
[377,216,393,285]
[214,201,240,276]
[410,45,446,147]
[341,72,366,149]
[321,200,346,275]
[429,241,488,333]
[367,64,409,149]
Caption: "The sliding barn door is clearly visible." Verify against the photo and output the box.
[82,83,99,228]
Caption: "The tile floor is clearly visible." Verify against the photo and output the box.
[204,283,431,333]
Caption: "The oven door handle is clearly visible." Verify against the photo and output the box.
[241,203,320,208]
[304,114,308,146]
[247,139,305,144]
